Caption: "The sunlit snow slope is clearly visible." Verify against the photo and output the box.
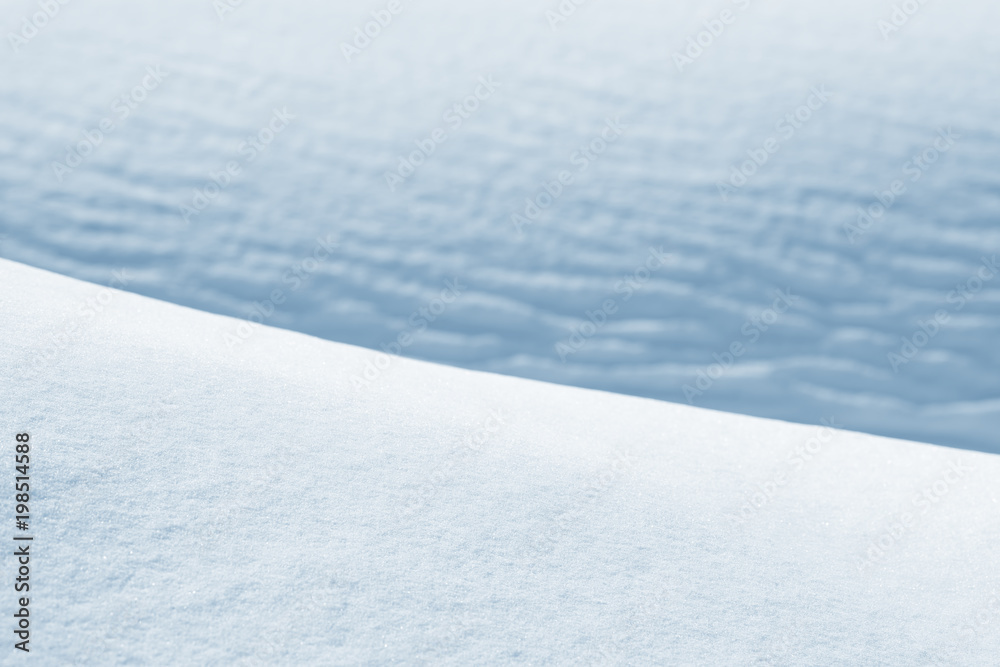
[1,260,998,664]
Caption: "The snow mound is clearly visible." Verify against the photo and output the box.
[1,258,998,665]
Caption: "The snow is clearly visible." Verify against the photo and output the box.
[2,258,999,664]
[1,0,999,454]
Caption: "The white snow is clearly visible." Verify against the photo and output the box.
[2,259,998,664]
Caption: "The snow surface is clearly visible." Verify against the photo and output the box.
[1,0,999,454]
[2,259,999,665]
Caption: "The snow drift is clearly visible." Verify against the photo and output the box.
[1,258,998,665]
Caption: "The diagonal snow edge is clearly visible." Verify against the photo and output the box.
[1,258,998,665]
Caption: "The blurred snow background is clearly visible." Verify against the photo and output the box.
[1,0,998,452]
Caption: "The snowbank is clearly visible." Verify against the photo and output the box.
[1,259,998,664]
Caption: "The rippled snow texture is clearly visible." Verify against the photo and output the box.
[1,0,998,452]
